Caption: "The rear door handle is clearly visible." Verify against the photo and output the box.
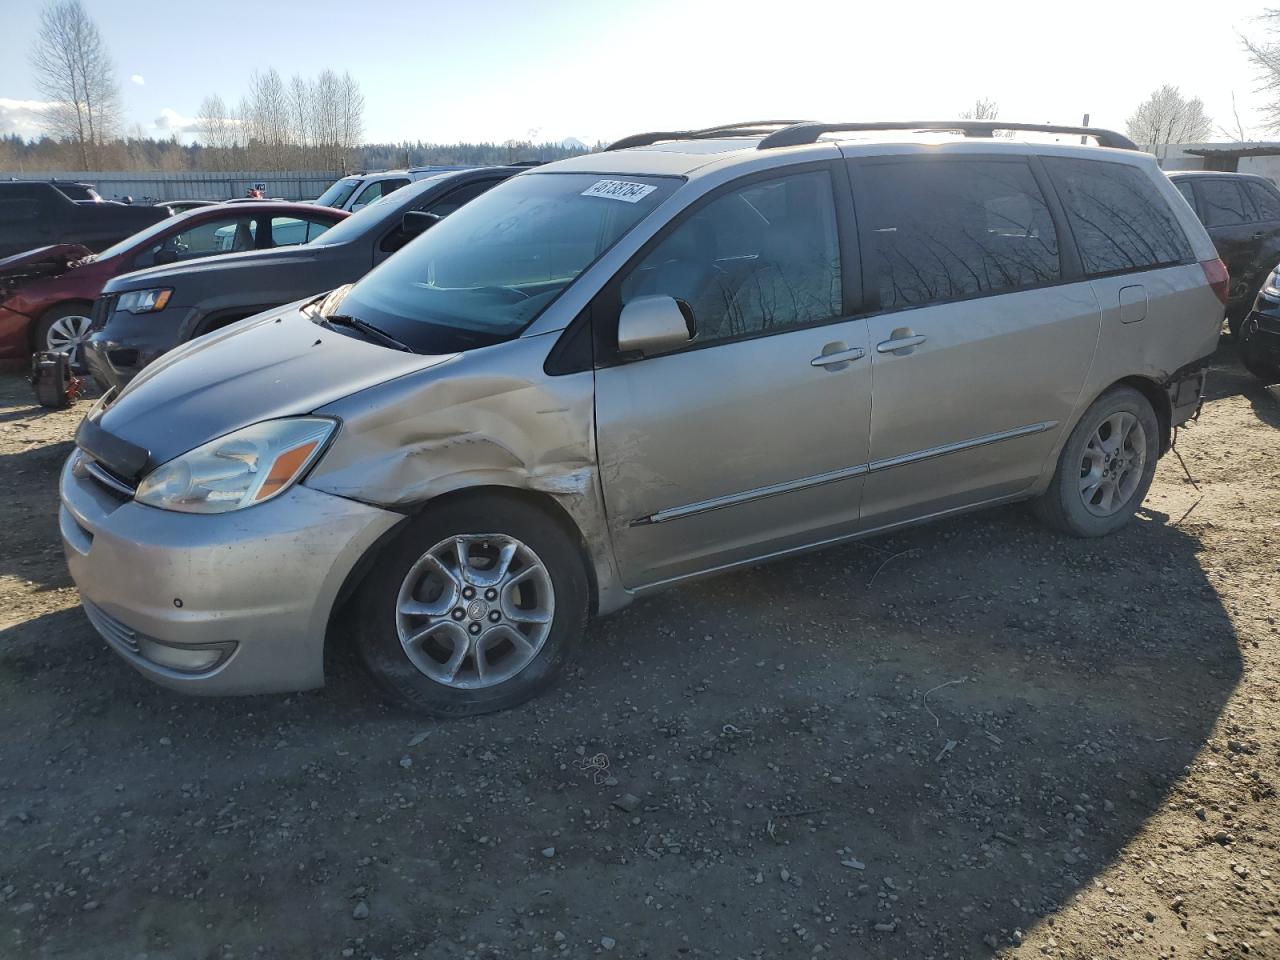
[876,334,927,354]
[810,346,865,367]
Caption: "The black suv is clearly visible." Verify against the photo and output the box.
[85,166,522,389]
[0,181,173,259]
[1168,171,1280,335]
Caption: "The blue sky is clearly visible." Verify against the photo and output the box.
[0,0,1274,146]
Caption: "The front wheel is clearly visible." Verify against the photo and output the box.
[34,304,94,356]
[353,497,589,717]
[1032,386,1160,538]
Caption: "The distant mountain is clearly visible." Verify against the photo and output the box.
[560,137,588,150]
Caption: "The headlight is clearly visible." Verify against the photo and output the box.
[1265,268,1280,298]
[116,287,173,314]
[135,418,336,514]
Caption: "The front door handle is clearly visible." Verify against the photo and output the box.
[810,346,865,367]
[876,333,927,354]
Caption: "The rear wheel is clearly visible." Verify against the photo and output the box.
[1033,386,1160,538]
[353,496,589,717]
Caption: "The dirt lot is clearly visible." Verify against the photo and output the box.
[1,346,1278,960]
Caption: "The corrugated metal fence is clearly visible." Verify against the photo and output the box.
[7,171,343,203]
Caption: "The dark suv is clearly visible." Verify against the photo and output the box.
[0,181,173,259]
[85,166,522,389]
[1168,171,1280,335]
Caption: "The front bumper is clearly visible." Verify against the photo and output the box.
[82,299,190,390]
[59,452,403,695]
[1244,291,1280,365]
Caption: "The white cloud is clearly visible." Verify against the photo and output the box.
[0,98,54,138]
[130,74,145,86]
[153,107,200,135]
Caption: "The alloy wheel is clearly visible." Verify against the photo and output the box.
[1078,411,1147,517]
[395,534,555,689]
[45,314,93,354]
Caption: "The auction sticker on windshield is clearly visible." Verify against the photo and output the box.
[581,180,657,203]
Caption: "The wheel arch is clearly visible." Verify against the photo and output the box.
[323,484,603,669]
[1113,374,1172,454]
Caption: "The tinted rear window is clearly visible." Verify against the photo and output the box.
[1044,158,1193,276]
[860,159,1061,310]
[1244,181,1280,221]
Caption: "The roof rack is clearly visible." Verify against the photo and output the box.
[755,120,1137,151]
[606,121,801,152]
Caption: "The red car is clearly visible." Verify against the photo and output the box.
[0,201,347,359]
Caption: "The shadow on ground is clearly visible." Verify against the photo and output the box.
[0,485,1242,957]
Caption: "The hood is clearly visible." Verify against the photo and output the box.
[97,301,453,470]
[0,243,93,279]
[103,245,334,294]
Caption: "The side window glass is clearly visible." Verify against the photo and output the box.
[620,170,842,347]
[1174,180,1197,211]
[1044,158,1193,275]
[270,216,324,247]
[351,181,386,211]
[306,219,333,242]
[1245,181,1280,222]
[861,160,1060,310]
[148,217,257,264]
[1199,180,1253,227]
[422,180,500,218]
[379,180,502,254]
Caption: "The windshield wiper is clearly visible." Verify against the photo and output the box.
[321,314,413,353]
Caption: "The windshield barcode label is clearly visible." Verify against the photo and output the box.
[581,180,657,203]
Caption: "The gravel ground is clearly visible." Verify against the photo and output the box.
[1,344,1277,960]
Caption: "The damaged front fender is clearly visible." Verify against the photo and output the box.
[305,332,629,614]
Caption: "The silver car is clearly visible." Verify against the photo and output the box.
[61,121,1226,716]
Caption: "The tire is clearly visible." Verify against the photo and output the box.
[1238,321,1280,383]
[353,496,589,717]
[1032,386,1160,538]
[33,303,94,356]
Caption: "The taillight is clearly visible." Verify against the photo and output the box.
[1201,258,1229,305]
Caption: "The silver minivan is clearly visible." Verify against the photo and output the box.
[61,121,1226,716]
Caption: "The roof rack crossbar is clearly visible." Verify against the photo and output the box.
[756,120,1137,151]
[606,121,803,152]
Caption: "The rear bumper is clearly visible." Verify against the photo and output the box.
[59,451,404,695]
[1164,356,1210,431]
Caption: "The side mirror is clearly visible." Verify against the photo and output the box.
[154,248,178,265]
[401,211,442,237]
[617,295,694,357]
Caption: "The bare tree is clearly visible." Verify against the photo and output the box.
[338,71,365,169]
[1216,91,1251,142]
[1243,10,1280,132]
[959,98,1000,121]
[29,0,122,169]
[1126,85,1212,160]
[196,94,239,169]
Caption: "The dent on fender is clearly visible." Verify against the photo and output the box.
[304,338,630,613]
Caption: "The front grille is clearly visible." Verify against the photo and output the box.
[72,451,135,500]
[1257,312,1280,336]
[89,295,114,332]
[82,600,141,655]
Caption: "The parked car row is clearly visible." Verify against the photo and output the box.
[0,202,347,359]
[59,120,1228,718]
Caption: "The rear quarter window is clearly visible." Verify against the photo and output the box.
[1044,158,1193,276]
[1244,181,1280,221]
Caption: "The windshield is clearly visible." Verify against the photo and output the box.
[94,214,190,261]
[310,173,454,247]
[333,172,679,353]
[314,177,363,209]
